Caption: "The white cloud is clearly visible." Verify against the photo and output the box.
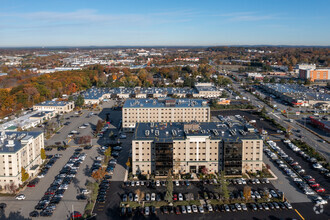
[215,11,277,22]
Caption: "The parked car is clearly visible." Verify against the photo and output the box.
[15,194,26,200]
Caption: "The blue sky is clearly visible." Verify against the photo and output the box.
[0,0,329,46]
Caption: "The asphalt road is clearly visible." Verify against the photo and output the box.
[231,82,330,161]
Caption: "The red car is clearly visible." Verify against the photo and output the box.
[315,187,325,193]
[27,183,36,187]
[173,194,178,201]
[71,211,82,218]
[309,182,320,188]
[290,162,299,166]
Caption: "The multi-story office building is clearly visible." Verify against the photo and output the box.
[33,101,75,114]
[0,131,44,188]
[122,99,210,131]
[132,119,263,176]
[299,68,330,82]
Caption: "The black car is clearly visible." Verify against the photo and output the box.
[77,194,87,200]
[219,205,225,212]
[75,148,83,152]
[50,198,61,204]
[0,203,6,209]
[150,206,156,214]
[35,203,47,210]
[84,145,92,150]
[97,198,106,203]
[40,210,53,217]
[278,202,286,209]
[127,207,133,216]
[29,211,39,217]
[121,207,126,216]
[162,206,169,214]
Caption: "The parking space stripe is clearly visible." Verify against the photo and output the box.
[294,209,305,220]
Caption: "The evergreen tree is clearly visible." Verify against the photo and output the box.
[164,170,173,203]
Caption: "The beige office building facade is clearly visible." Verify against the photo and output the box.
[132,122,263,176]
[33,101,75,114]
[0,131,44,189]
[122,99,210,131]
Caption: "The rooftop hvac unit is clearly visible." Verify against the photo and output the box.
[172,129,177,136]
[145,130,150,137]
[17,133,27,140]
[212,129,219,136]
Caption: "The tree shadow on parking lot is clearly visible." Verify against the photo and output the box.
[0,211,31,220]
[84,164,91,177]
[72,177,81,193]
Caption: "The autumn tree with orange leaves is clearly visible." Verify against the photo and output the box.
[91,167,107,183]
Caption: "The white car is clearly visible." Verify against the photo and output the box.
[15,194,25,200]
[178,193,183,201]
[81,189,90,195]
[78,126,87,129]
[59,184,68,189]
[186,205,192,213]
[175,180,179,186]
[37,173,45,178]
[235,203,242,211]
[315,199,328,205]
[192,205,198,213]
[313,163,323,169]
[151,193,156,201]
[156,180,160,187]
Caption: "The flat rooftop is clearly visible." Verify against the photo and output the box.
[263,83,330,101]
[34,101,72,107]
[123,99,209,108]
[0,131,42,153]
[134,121,260,143]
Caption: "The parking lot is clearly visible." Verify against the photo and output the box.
[1,104,329,220]
[1,145,101,219]
[0,101,119,219]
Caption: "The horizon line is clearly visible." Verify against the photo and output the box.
[0,44,329,49]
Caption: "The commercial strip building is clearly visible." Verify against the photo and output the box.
[0,131,44,188]
[122,99,210,132]
[0,111,56,131]
[33,101,75,114]
[309,116,330,134]
[132,119,263,176]
[261,83,330,108]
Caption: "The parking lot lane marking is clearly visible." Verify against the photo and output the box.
[294,209,305,220]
